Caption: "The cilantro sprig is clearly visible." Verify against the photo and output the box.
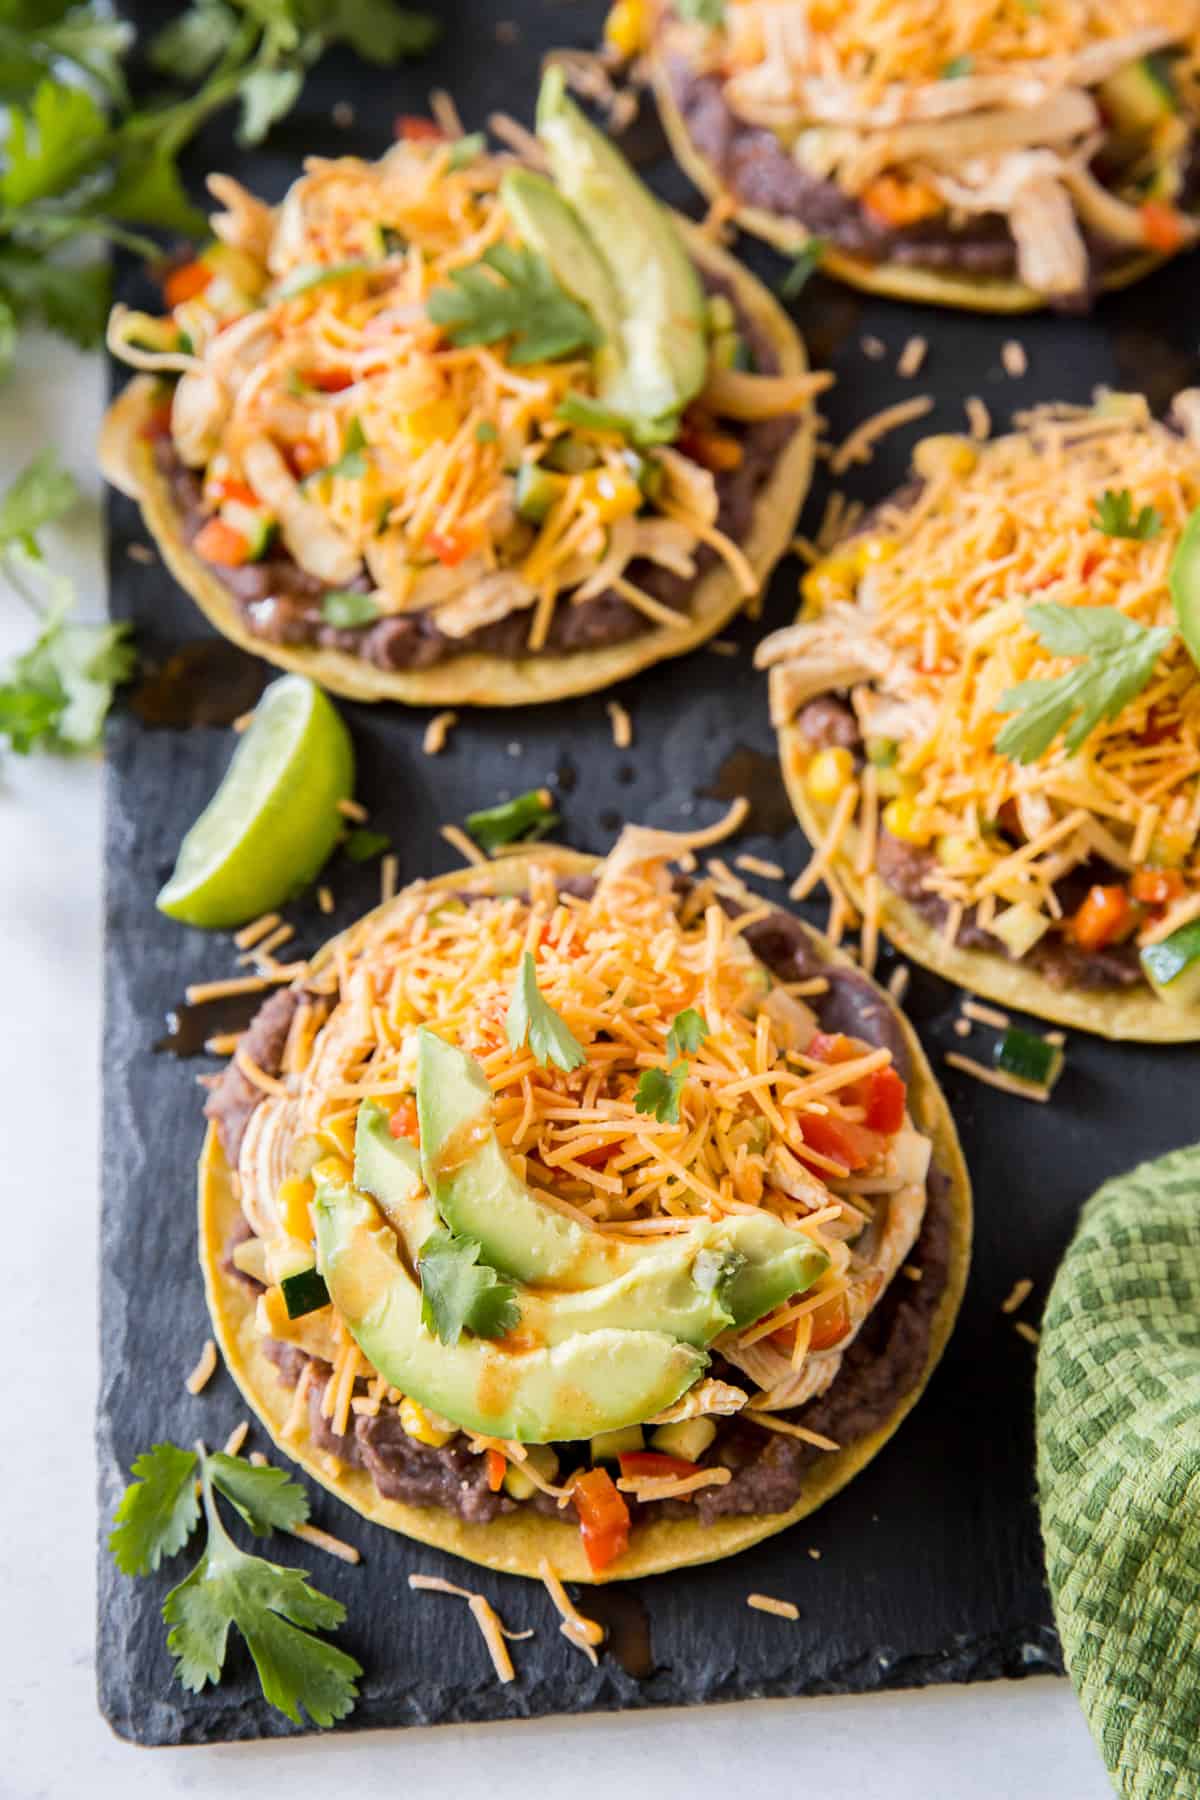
[109,1442,361,1728]
[417,1228,520,1345]
[0,4,438,367]
[995,603,1174,764]
[465,788,559,853]
[1092,488,1162,541]
[635,1008,709,1125]
[0,450,135,754]
[505,951,586,1072]
[427,244,603,366]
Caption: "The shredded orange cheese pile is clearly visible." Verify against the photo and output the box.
[764,397,1200,949]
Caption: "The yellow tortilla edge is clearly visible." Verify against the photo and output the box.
[779,724,1199,1043]
[99,221,817,707]
[198,846,972,1582]
[651,62,1166,314]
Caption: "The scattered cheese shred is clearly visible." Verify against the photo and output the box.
[1002,1276,1035,1314]
[946,1052,1050,1102]
[747,1593,799,1621]
[408,1575,526,1684]
[423,711,458,756]
[185,1338,218,1396]
[539,1559,605,1666]
[291,1522,361,1564]
[441,823,487,866]
[234,912,281,951]
[830,395,934,476]
[222,1420,249,1457]
[607,699,633,750]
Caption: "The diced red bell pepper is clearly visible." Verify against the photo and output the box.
[1071,884,1134,952]
[677,425,743,472]
[389,1096,419,1143]
[210,477,259,507]
[425,528,475,567]
[617,1451,700,1482]
[808,1291,850,1352]
[396,115,445,142]
[794,1109,879,1172]
[485,1449,506,1493]
[307,369,354,393]
[575,1141,620,1168]
[574,1468,631,1573]
[1140,200,1185,254]
[1130,868,1185,909]
[163,260,213,309]
[806,1031,864,1064]
[193,517,251,567]
[864,1066,906,1134]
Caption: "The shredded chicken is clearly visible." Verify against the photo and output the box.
[241,437,363,585]
[208,173,275,262]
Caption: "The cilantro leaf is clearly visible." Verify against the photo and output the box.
[322,589,380,629]
[465,788,558,853]
[309,417,369,484]
[428,244,602,366]
[102,150,207,236]
[667,1007,709,1060]
[237,64,304,147]
[505,951,586,1072]
[941,54,974,77]
[635,1062,688,1125]
[0,296,15,379]
[474,420,498,444]
[995,603,1175,763]
[1092,488,1162,541]
[208,1452,310,1538]
[0,249,109,347]
[0,78,107,208]
[781,238,826,300]
[164,1471,360,1728]
[0,562,135,754]
[0,448,77,550]
[676,0,725,22]
[344,826,390,862]
[108,1443,199,1577]
[150,3,239,82]
[417,1228,520,1345]
[325,1,440,62]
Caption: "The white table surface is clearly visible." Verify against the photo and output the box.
[0,335,1113,1800]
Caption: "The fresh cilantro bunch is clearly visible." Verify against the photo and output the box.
[0,1,438,368]
[109,1441,361,1728]
[427,244,603,366]
[635,1008,709,1125]
[995,602,1175,764]
[0,449,134,753]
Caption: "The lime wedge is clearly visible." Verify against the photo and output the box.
[157,674,354,928]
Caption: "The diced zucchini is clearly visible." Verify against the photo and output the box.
[1099,56,1177,137]
[543,432,600,473]
[220,498,276,560]
[280,1266,331,1319]
[125,314,188,355]
[650,1417,717,1461]
[866,737,900,768]
[502,1442,560,1500]
[1140,918,1200,1008]
[1169,504,1200,676]
[990,902,1051,960]
[621,447,663,502]
[369,223,409,258]
[515,461,567,523]
[590,1424,644,1461]
[994,1027,1064,1090]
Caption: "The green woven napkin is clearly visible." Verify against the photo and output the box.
[1037,1144,1200,1800]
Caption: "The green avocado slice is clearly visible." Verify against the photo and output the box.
[500,168,625,398]
[1170,503,1200,676]
[535,66,707,429]
[414,1030,829,1321]
[313,1174,707,1442]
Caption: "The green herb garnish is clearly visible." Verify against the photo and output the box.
[505,951,586,1072]
[941,54,975,78]
[109,1441,360,1728]
[416,1228,520,1345]
[635,1009,710,1125]
[676,0,725,22]
[474,420,498,444]
[427,243,602,365]
[1092,488,1162,541]
[995,603,1174,763]
[321,588,380,629]
[344,827,391,862]
[275,261,371,301]
[781,238,827,300]
[465,788,559,852]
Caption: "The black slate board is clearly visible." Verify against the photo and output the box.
[97,0,1200,1744]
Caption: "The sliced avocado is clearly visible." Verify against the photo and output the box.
[354,1098,436,1251]
[1099,56,1177,137]
[501,168,624,396]
[1170,504,1200,675]
[1140,918,1200,1009]
[314,1174,707,1441]
[414,1030,828,1318]
[536,66,706,428]
[514,461,567,524]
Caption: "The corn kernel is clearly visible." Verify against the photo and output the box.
[399,1398,457,1447]
[912,435,977,481]
[859,536,897,565]
[935,833,975,871]
[279,1175,315,1241]
[801,551,861,612]
[399,397,458,452]
[882,797,932,845]
[313,1153,352,1186]
[581,467,641,524]
[319,1112,356,1160]
[604,0,648,57]
[806,746,855,804]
